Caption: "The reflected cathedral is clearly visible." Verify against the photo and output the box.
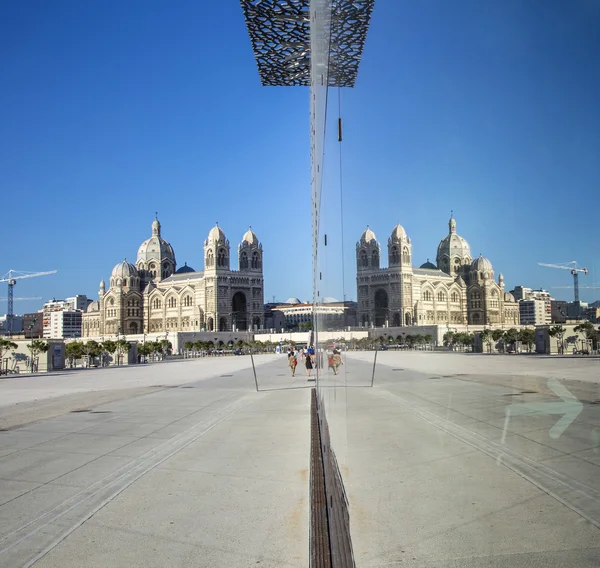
[356,215,519,328]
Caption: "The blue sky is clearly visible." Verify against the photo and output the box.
[1,0,599,316]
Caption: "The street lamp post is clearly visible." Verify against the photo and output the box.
[28,317,37,373]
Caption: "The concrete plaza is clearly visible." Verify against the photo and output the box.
[0,352,598,566]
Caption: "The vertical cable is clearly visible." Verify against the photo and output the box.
[337,87,346,305]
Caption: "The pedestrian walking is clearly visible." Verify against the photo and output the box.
[332,347,343,375]
[305,351,313,377]
[288,349,298,377]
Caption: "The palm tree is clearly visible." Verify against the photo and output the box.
[548,324,566,354]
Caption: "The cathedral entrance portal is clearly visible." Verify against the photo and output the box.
[374,289,388,327]
[232,292,248,331]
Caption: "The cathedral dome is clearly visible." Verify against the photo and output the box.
[471,255,493,272]
[360,226,377,244]
[437,234,471,262]
[504,292,516,303]
[436,214,472,274]
[111,259,138,279]
[175,262,195,274]
[285,297,301,305]
[420,259,436,269]
[137,217,176,265]
[87,300,100,313]
[390,223,407,241]
[208,223,226,243]
[242,227,259,246]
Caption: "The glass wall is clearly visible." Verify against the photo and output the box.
[313,1,600,567]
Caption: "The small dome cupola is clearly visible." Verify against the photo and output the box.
[360,226,377,244]
[390,223,406,242]
[207,222,227,244]
[110,259,139,289]
[175,262,195,274]
[239,226,262,271]
[470,254,494,281]
[205,222,230,270]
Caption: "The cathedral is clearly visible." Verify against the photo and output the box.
[356,215,519,328]
[82,218,265,337]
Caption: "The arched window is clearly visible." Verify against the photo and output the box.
[217,249,226,267]
[206,250,214,267]
[402,247,410,264]
[251,252,260,269]
[183,295,192,307]
[371,250,379,269]
[240,252,248,269]
[359,250,368,267]
[167,297,177,308]
[451,292,459,303]
[423,290,432,302]
[390,247,399,264]
[437,292,446,302]
[152,298,161,310]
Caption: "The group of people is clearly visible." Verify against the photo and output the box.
[287,346,343,377]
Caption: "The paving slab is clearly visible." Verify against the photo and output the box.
[0,449,99,484]
[328,353,600,566]
[0,357,309,567]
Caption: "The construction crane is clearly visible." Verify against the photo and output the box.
[538,261,588,302]
[551,285,600,289]
[0,297,43,301]
[0,270,57,333]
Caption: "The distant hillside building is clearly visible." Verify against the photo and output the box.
[356,215,519,327]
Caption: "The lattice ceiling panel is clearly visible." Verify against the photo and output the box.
[241,0,374,87]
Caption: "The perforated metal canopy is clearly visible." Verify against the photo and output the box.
[241,0,374,87]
